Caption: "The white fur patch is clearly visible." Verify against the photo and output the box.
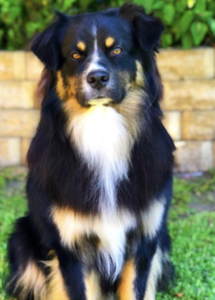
[83,25,107,95]
[67,106,134,210]
[144,247,163,300]
[135,61,145,87]
[82,57,106,101]
[92,25,97,38]
[142,200,165,239]
[85,25,104,74]
[51,207,137,281]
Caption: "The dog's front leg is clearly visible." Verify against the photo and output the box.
[117,237,157,300]
[54,242,87,300]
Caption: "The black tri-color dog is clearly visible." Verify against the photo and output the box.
[7,3,175,300]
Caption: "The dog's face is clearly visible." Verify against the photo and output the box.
[59,13,137,107]
[31,4,164,111]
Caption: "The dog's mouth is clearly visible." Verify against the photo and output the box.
[87,97,114,107]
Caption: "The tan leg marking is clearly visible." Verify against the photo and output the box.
[14,260,46,300]
[117,259,136,300]
[85,271,101,300]
[144,247,162,300]
[45,257,70,300]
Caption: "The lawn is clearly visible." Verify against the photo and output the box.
[0,167,215,300]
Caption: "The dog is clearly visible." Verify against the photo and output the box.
[7,3,175,300]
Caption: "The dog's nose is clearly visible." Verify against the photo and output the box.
[87,70,109,89]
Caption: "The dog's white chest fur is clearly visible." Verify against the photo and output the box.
[51,207,137,280]
[67,106,133,210]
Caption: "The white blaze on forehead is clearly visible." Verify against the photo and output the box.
[92,25,97,38]
[86,24,106,74]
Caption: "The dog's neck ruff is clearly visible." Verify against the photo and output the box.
[67,106,134,211]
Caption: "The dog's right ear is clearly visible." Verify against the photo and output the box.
[119,4,164,52]
[31,12,70,71]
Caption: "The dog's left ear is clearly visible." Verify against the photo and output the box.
[31,12,70,71]
[119,3,164,51]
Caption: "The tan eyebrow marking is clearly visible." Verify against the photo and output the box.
[77,41,86,51]
[105,37,115,48]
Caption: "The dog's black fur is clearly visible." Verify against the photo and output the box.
[7,4,175,300]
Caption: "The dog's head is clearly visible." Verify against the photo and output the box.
[32,4,164,114]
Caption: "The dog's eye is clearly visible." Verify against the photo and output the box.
[112,47,122,55]
[71,51,81,59]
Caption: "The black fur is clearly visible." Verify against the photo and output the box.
[7,3,175,300]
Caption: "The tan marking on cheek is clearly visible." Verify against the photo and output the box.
[14,260,46,300]
[84,271,101,300]
[117,259,136,300]
[44,257,70,300]
[56,71,67,100]
[135,60,145,87]
[66,76,78,99]
[119,71,130,91]
[63,97,88,129]
[105,37,115,47]
[114,89,146,140]
[77,41,86,51]
[56,71,78,102]
[61,76,88,134]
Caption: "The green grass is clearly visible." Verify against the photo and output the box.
[0,167,215,300]
[0,168,27,300]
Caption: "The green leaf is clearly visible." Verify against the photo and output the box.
[152,1,164,10]
[182,32,193,49]
[208,1,215,13]
[190,21,208,46]
[163,4,176,26]
[118,0,125,6]
[180,10,194,34]
[208,17,215,36]
[194,0,206,11]
[61,0,76,11]
[174,22,182,41]
[176,0,187,13]
[199,11,214,20]
[161,32,173,48]
[171,12,182,41]
[134,0,154,14]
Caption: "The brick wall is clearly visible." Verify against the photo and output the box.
[0,48,214,172]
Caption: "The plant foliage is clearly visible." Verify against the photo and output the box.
[0,0,215,50]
